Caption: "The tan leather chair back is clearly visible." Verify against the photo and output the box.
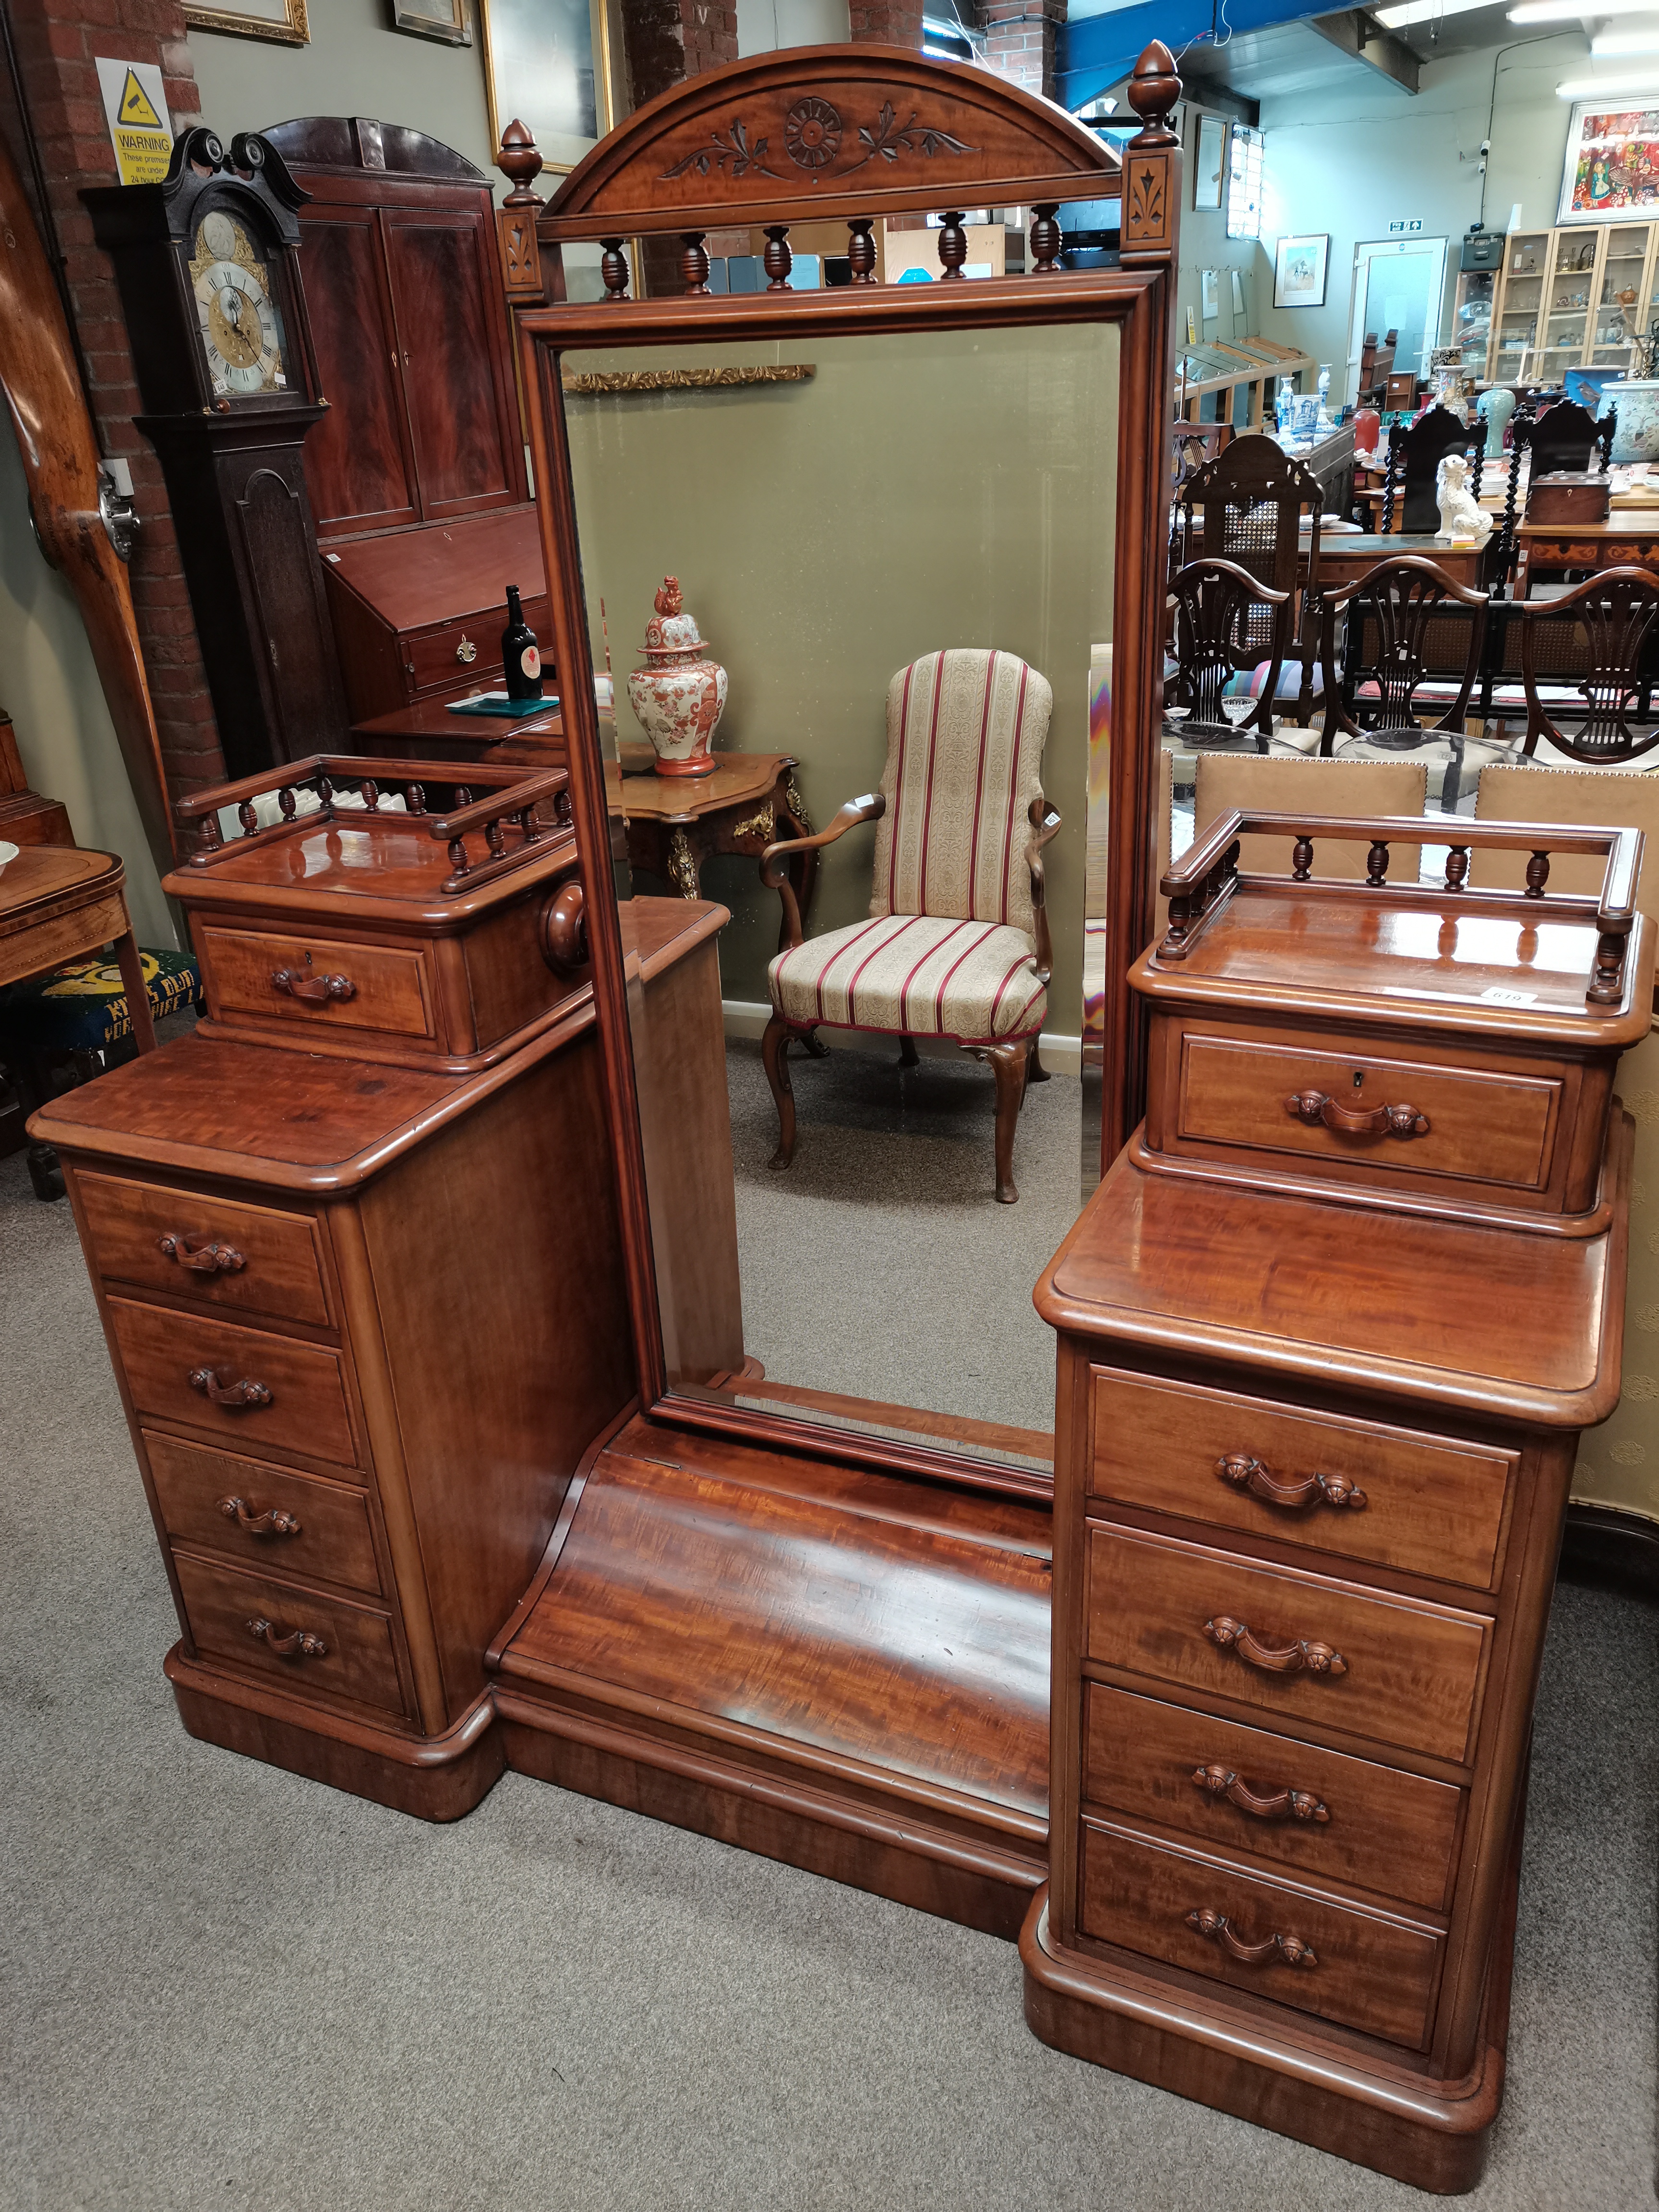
[1475,763,1659,921]
[1195,755,1428,881]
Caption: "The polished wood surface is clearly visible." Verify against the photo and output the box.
[0,844,156,1055]
[147,1433,382,1595]
[1517,511,1659,594]
[172,1552,405,1717]
[0,714,71,848]
[108,1298,361,1470]
[0,134,171,870]
[76,1170,332,1328]
[351,695,566,771]
[1313,534,1485,591]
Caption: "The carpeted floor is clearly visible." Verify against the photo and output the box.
[3,1103,1657,2211]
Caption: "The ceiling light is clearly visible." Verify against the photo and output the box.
[1512,0,1659,21]
[1376,0,1502,28]
[1555,71,1659,93]
[1591,25,1659,53]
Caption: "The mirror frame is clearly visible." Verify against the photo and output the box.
[513,40,1183,1497]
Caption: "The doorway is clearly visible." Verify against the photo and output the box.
[1345,236,1448,403]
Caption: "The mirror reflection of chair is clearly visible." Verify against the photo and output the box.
[1174,433,1324,722]
[1515,569,1659,767]
[1190,752,1429,884]
[757,648,1058,1205]
[1166,557,1289,747]
[1378,402,1476,534]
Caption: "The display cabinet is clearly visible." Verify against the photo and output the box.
[1487,219,1659,382]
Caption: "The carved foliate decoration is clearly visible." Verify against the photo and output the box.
[1122,151,1172,252]
[501,210,541,298]
[660,99,975,184]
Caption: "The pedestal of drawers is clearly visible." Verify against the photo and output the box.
[1025,1116,1632,2193]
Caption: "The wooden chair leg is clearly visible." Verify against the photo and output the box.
[899,1035,919,1068]
[1026,1035,1051,1084]
[114,926,156,1052]
[761,1012,799,1170]
[987,1038,1029,1204]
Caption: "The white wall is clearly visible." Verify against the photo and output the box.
[1256,31,1591,384]
[737,0,850,58]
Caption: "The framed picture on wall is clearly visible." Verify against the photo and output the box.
[184,0,308,39]
[1558,99,1659,222]
[479,0,621,176]
[1274,232,1329,308]
[1201,267,1219,320]
[390,0,472,43]
[1193,114,1227,212]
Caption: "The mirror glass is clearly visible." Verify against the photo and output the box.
[562,318,1120,1469]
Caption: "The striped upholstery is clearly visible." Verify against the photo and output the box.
[768,914,1046,1043]
[868,650,1054,937]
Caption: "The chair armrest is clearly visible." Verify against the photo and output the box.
[1026,794,1061,983]
[760,792,885,950]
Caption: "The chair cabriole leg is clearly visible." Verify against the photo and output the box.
[761,1013,799,1169]
[987,1037,1029,1203]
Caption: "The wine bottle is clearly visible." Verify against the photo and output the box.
[500,584,543,701]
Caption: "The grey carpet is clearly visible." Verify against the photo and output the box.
[3,1120,1657,2209]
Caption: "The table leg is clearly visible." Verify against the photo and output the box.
[779,772,817,939]
[665,827,701,901]
[115,926,157,1053]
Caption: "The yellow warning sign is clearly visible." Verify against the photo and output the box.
[117,68,163,131]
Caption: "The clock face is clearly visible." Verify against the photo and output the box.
[190,211,287,399]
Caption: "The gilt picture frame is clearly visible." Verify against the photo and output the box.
[1558,98,1659,224]
[479,0,621,177]
[1274,231,1328,308]
[390,0,472,43]
[184,0,309,42]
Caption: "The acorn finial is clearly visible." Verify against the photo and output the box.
[1126,42,1181,148]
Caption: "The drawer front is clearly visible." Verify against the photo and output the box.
[146,1432,380,1595]
[78,1171,330,1329]
[1176,1032,1562,1194]
[1085,1524,1489,1765]
[407,595,551,697]
[109,1300,359,1470]
[1089,1367,1515,1590]
[199,926,435,1042]
[173,1552,404,1716]
[1079,1815,1444,2050]
[1083,1683,1462,1912]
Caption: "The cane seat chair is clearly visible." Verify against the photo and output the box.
[1175,433,1324,722]
[759,648,1058,1204]
[1166,558,1290,745]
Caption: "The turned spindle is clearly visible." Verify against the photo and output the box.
[1444,844,1470,891]
[1367,840,1389,886]
[448,834,468,878]
[238,799,258,837]
[314,773,333,811]
[938,211,968,280]
[1525,849,1551,898]
[277,785,297,822]
[600,237,630,301]
[485,816,507,863]
[1029,203,1062,276]
[763,225,793,290]
[1291,835,1313,881]
[405,782,426,816]
[360,779,380,812]
[847,219,878,284]
[681,231,711,295]
[1590,928,1628,1004]
[196,812,222,856]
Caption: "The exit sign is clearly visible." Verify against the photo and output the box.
[1388,219,1423,234]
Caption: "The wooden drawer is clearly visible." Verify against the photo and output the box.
[198,925,435,1042]
[1089,1367,1515,1591]
[173,1552,404,1716]
[406,594,550,698]
[1083,1683,1462,1912]
[1085,1523,1490,1765]
[1078,1814,1444,2050]
[1173,1030,1564,1196]
[78,1171,330,1330]
[108,1299,360,1470]
[146,1432,380,1596]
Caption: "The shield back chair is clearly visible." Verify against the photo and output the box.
[1515,568,1659,767]
[1166,558,1289,747]
[758,648,1058,1204]
[1176,434,1324,724]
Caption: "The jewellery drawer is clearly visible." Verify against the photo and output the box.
[77,1171,330,1329]
[196,925,436,1043]
[1085,1523,1491,1765]
[145,1432,380,1596]
[1083,1683,1462,1912]
[172,1552,404,1717]
[107,1299,360,1470]
[1156,1025,1575,1207]
[1078,1814,1445,2051]
[1088,1366,1515,1590]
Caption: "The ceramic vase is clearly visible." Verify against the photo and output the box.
[1477,385,1515,459]
[1605,379,1659,464]
[626,576,727,778]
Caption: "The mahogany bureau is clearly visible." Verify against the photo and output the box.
[1024,811,1653,2192]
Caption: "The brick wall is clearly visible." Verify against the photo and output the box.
[977,0,1062,100]
[848,0,925,44]
[8,0,225,798]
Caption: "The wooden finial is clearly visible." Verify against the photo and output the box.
[1126,41,1181,147]
[497,119,545,207]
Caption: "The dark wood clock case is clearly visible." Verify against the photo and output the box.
[84,128,350,778]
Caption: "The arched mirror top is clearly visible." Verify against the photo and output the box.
[525,41,1176,243]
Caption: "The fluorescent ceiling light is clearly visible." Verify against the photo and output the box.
[1591,26,1659,53]
[1555,71,1659,93]
[1376,0,1500,28]
[1512,0,1658,20]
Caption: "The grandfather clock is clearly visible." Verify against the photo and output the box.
[84,127,349,777]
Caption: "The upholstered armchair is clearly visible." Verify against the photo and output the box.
[758,648,1059,1204]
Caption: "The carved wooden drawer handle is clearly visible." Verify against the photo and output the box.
[1216,1454,1367,1513]
[246,1615,326,1659]
[189,1366,272,1408]
[1286,1090,1429,1139]
[218,1495,301,1539]
[157,1232,247,1274]
[1192,1762,1330,1824]
[1203,1614,1347,1676]
[1186,1905,1317,1970]
[270,968,356,1004]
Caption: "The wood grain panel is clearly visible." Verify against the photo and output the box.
[1085,1524,1490,1764]
[1078,1815,1445,2050]
[199,926,435,1041]
[1083,1683,1462,1911]
[1088,1366,1515,1589]
[173,1552,403,1716]
[383,211,514,517]
[146,1433,380,1593]
[78,1172,330,1328]
[108,1299,359,1469]
[297,209,419,536]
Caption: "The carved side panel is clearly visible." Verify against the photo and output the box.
[499,205,545,304]
[1120,147,1177,262]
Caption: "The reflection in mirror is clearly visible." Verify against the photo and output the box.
[563,322,1118,1469]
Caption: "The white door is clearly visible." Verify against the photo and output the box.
[1346,237,1449,403]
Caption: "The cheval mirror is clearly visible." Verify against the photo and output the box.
[516,43,1180,1496]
